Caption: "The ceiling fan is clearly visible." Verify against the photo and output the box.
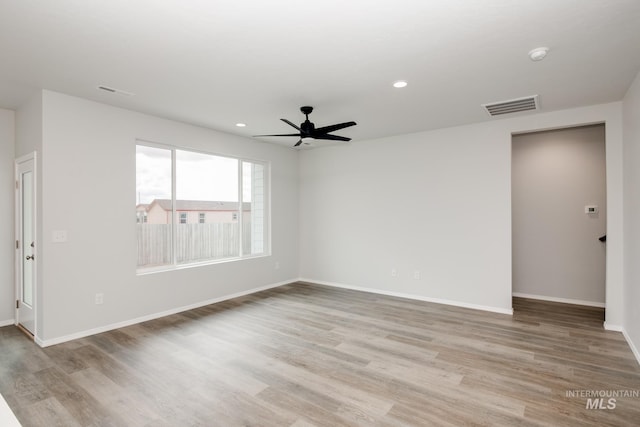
[255,106,356,147]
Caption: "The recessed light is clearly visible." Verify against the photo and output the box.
[528,47,549,61]
[393,80,408,88]
[235,123,246,127]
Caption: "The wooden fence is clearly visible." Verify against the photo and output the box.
[137,223,252,267]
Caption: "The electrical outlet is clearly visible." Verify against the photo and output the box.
[95,293,104,305]
[414,270,421,280]
[275,261,280,270]
[391,268,398,277]
[52,230,68,243]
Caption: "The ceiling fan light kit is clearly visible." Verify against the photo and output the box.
[254,106,357,147]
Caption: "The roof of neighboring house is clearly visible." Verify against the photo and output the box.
[146,199,250,212]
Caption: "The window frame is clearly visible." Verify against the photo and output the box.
[136,140,271,274]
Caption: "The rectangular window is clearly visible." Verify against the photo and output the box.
[243,161,265,255]
[136,143,269,271]
[136,145,172,268]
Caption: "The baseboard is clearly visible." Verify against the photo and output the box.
[603,322,623,332]
[38,279,296,347]
[622,328,640,366]
[512,292,605,308]
[300,278,513,315]
[0,319,15,327]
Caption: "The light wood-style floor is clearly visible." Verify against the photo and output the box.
[1,282,639,426]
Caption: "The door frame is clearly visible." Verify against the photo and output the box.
[14,151,37,338]
[510,124,607,309]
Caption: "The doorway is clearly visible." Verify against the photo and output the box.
[512,125,607,307]
[15,153,36,337]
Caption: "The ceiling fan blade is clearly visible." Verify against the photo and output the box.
[253,133,301,137]
[313,134,351,142]
[281,118,301,131]
[294,139,304,147]
[314,121,356,135]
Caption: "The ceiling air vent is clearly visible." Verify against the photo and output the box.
[97,85,135,97]
[482,95,539,117]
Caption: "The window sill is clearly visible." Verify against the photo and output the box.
[136,253,271,276]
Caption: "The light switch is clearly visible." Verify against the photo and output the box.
[52,230,68,243]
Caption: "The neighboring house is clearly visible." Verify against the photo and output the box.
[137,199,251,224]
[136,203,150,223]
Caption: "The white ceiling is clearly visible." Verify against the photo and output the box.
[1,0,640,147]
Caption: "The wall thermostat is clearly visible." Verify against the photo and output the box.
[585,205,599,214]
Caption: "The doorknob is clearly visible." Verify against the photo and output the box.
[26,255,34,260]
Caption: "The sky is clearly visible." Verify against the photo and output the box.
[136,145,252,205]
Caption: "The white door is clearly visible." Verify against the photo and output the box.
[16,154,36,336]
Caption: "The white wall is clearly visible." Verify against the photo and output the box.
[31,90,298,344]
[512,125,607,305]
[0,109,15,325]
[623,70,640,361]
[300,123,513,313]
[300,102,624,323]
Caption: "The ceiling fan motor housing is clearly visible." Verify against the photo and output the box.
[301,120,315,135]
[300,106,315,135]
